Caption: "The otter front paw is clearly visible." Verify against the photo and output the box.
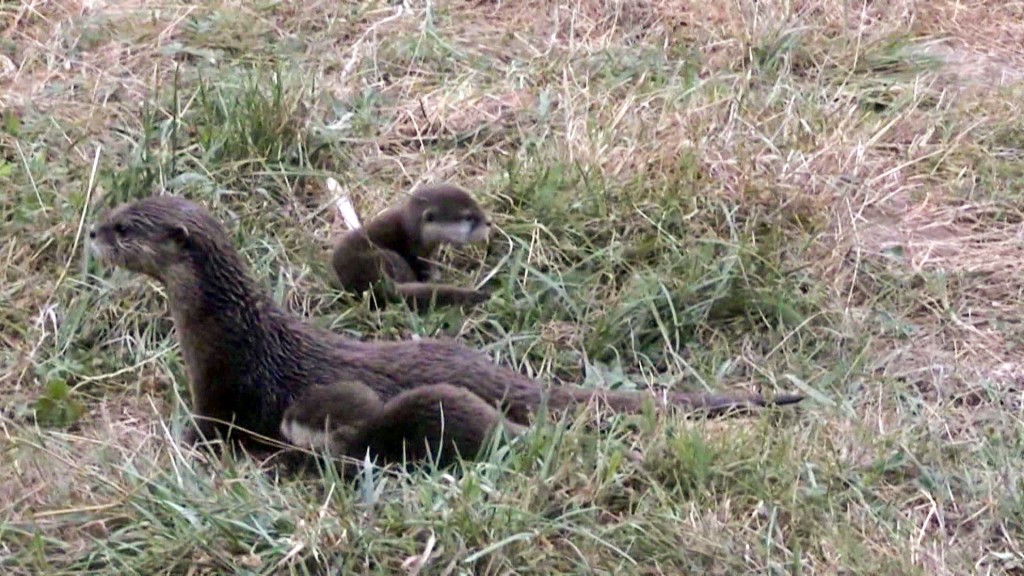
[464,288,491,305]
[182,422,218,448]
[182,424,201,446]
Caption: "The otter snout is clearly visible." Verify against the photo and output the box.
[469,218,491,243]
[421,219,491,246]
[87,225,109,260]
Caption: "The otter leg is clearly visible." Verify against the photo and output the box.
[379,252,491,310]
[379,249,419,283]
[330,236,418,292]
[181,386,244,448]
[182,421,214,446]
[183,412,282,456]
[346,384,527,468]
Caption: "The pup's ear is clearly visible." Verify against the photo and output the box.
[169,224,191,246]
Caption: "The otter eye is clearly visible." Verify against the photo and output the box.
[113,222,128,236]
[423,210,436,223]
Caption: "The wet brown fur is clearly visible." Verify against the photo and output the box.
[90,195,804,467]
[329,184,491,310]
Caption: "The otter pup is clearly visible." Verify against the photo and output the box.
[279,381,385,457]
[329,184,491,310]
[89,196,804,467]
[281,382,527,467]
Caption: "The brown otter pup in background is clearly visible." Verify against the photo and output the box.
[330,184,491,310]
[89,195,804,468]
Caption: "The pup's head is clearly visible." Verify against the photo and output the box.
[280,382,384,455]
[89,195,223,279]
[405,184,491,248]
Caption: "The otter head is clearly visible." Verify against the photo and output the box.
[405,184,492,249]
[89,195,222,280]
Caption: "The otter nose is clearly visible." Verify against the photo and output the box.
[88,227,97,239]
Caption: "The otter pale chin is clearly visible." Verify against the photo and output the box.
[92,195,805,468]
[329,183,493,310]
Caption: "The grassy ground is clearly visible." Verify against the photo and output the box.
[3,0,1024,573]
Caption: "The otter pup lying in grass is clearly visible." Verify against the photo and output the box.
[329,183,492,310]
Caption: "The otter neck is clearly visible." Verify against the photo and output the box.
[364,207,421,257]
[399,204,430,255]
[153,228,352,438]
[161,237,285,361]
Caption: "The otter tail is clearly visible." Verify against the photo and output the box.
[394,283,490,310]
[546,386,805,418]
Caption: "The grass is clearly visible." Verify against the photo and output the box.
[3,0,1024,573]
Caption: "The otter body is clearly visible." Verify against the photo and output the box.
[90,196,804,467]
[330,184,491,309]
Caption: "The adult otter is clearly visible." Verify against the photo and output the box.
[329,184,491,310]
[89,195,804,466]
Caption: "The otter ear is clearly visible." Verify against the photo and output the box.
[169,224,191,247]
